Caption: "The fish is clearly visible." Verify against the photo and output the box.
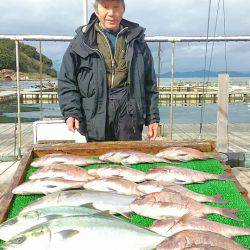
[88,166,146,182]
[156,147,215,162]
[99,150,169,165]
[29,164,95,182]
[83,177,142,196]
[31,153,103,168]
[130,190,239,221]
[3,214,165,250]
[12,178,85,195]
[137,181,227,204]
[149,215,250,238]
[0,205,101,241]
[20,190,136,217]
[145,166,234,184]
[156,230,246,250]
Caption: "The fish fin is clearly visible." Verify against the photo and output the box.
[218,173,236,182]
[121,212,133,219]
[178,213,197,223]
[219,208,241,221]
[213,194,229,204]
[98,210,112,217]
[80,203,96,210]
[57,229,79,239]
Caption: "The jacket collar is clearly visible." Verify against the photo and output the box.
[71,13,145,58]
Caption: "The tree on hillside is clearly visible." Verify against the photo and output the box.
[0,39,57,77]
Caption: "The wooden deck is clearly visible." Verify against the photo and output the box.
[0,122,249,159]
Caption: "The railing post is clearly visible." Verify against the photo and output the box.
[217,74,230,152]
[15,40,22,159]
[169,42,175,141]
[83,0,88,25]
[39,41,43,120]
[157,42,162,89]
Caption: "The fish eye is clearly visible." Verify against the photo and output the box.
[11,235,26,245]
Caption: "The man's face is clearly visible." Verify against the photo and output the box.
[95,0,125,31]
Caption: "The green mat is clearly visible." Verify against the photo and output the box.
[0,158,250,249]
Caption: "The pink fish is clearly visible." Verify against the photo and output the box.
[156,147,215,162]
[29,164,95,182]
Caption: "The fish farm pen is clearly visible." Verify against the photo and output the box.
[0,141,249,249]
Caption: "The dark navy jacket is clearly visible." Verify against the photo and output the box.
[58,13,160,141]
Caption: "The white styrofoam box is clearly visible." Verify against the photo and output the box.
[33,120,87,144]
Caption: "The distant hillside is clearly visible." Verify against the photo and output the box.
[0,40,57,78]
[160,70,250,78]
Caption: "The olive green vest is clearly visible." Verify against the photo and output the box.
[95,24,129,88]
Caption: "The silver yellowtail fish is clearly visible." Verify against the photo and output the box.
[156,230,246,250]
[137,181,227,204]
[29,164,95,182]
[88,166,146,182]
[12,178,85,195]
[0,205,101,241]
[156,147,215,162]
[31,153,103,168]
[83,177,142,196]
[99,150,169,165]
[3,214,165,250]
[21,190,136,217]
[145,166,234,184]
[149,215,250,238]
[130,190,239,221]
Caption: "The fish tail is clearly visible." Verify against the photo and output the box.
[212,194,229,204]
[218,173,235,182]
[214,207,241,221]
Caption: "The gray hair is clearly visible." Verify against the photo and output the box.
[94,0,125,12]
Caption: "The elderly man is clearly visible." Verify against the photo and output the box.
[58,0,160,142]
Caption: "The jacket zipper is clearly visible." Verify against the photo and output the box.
[99,27,128,88]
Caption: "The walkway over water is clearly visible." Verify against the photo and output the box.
[0,123,249,159]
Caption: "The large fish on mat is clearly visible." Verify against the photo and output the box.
[31,153,103,168]
[156,230,246,250]
[88,166,146,182]
[145,166,233,184]
[0,205,101,241]
[99,150,169,165]
[156,147,215,162]
[130,190,239,221]
[137,181,227,204]
[21,190,136,217]
[12,178,85,195]
[149,215,250,238]
[3,214,165,250]
[29,164,95,182]
[83,177,142,196]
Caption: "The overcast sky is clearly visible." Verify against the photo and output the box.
[1,0,250,72]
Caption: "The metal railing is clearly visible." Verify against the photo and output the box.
[1,34,250,158]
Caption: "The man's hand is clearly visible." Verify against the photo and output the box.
[147,123,159,140]
[66,117,79,132]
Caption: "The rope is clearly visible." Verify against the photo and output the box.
[207,0,221,81]
[199,0,212,137]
